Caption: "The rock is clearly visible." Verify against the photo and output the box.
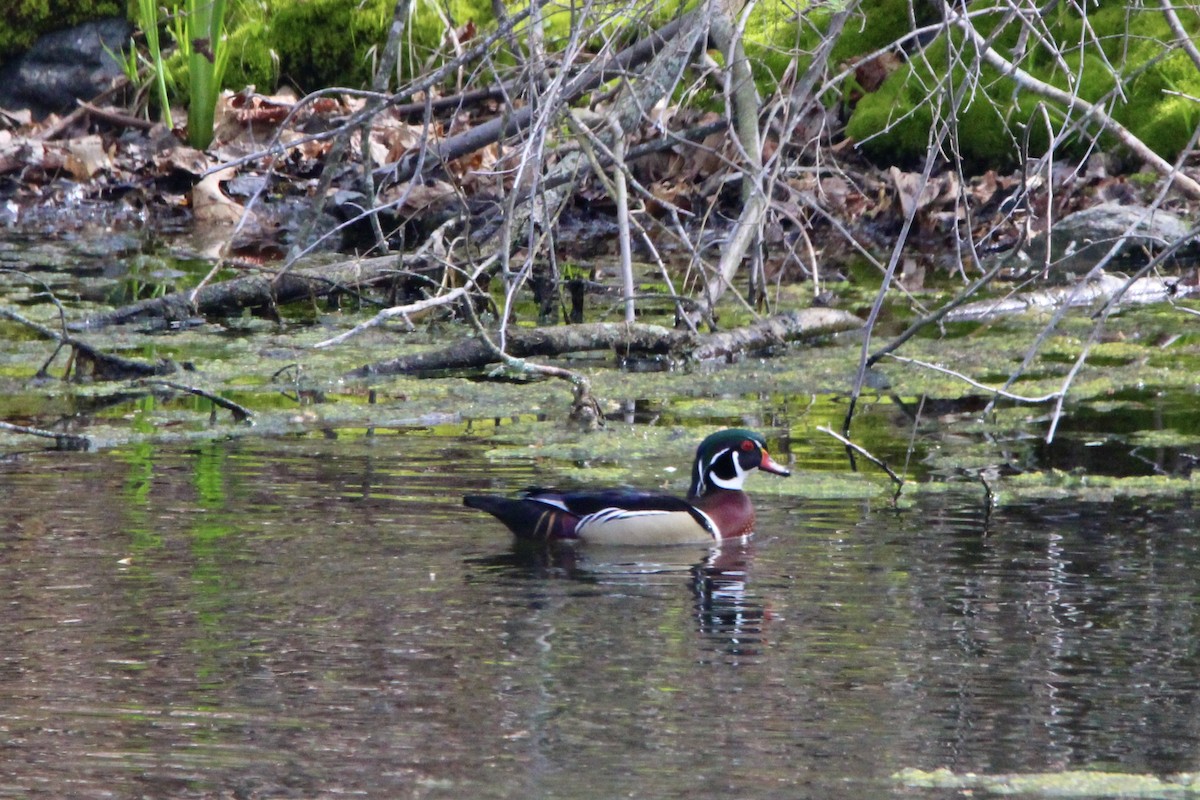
[0,17,133,119]
[1025,202,1194,281]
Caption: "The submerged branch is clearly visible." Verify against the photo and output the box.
[881,354,1061,403]
[817,425,904,500]
[136,379,255,423]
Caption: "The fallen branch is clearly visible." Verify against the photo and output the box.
[943,274,1198,323]
[1,305,175,380]
[0,421,90,451]
[347,308,862,377]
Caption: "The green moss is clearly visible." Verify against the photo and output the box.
[831,0,940,64]
[846,0,1200,166]
[270,0,378,90]
[221,16,276,91]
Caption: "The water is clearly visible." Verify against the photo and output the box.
[1,432,1198,798]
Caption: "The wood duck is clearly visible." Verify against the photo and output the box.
[463,428,790,545]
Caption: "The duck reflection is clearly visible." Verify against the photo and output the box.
[691,543,763,657]
[467,539,764,657]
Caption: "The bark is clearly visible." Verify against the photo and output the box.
[347,308,862,377]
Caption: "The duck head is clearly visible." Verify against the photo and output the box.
[688,428,791,498]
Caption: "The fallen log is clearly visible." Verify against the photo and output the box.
[943,274,1199,323]
[71,254,408,329]
[347,308,862,377]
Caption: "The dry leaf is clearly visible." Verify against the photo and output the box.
[380,179,456,212]
[192,167,244,224]
[63,135,112,180]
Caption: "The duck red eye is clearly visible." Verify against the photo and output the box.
[740,440,755,451]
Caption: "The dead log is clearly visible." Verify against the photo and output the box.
[71,254,407,329]
[348,308,862,377]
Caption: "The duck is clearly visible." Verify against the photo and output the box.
[463,428,790,545]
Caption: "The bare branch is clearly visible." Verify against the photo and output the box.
[949,3,1200,199]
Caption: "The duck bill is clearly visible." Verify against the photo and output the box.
[759,449,791,477]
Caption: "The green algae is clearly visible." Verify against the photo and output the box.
[4,243,1200,514]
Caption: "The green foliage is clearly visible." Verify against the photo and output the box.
[182,0,230,149]
[0,0,124,60]
[133,0,174,129]
[128,0,230,148]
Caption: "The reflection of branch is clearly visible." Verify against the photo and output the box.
[949,3,1200,199]
[817,425,904,498]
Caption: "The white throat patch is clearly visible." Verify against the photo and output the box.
[706,447,749,491]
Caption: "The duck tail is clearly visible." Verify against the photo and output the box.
[463,495,571,541]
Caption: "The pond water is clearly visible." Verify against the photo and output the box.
[2,430,1198,799]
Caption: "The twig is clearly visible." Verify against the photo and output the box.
[459,276,603,428]
[310,217,482,349]
[77,101,156,131]
[881,353,1061,403]
[817,425,904,499]
[866,255,1010,367]
[0,421,90,451]
[313,286,468,348]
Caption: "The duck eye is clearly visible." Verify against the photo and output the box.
[740,440,755,451]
